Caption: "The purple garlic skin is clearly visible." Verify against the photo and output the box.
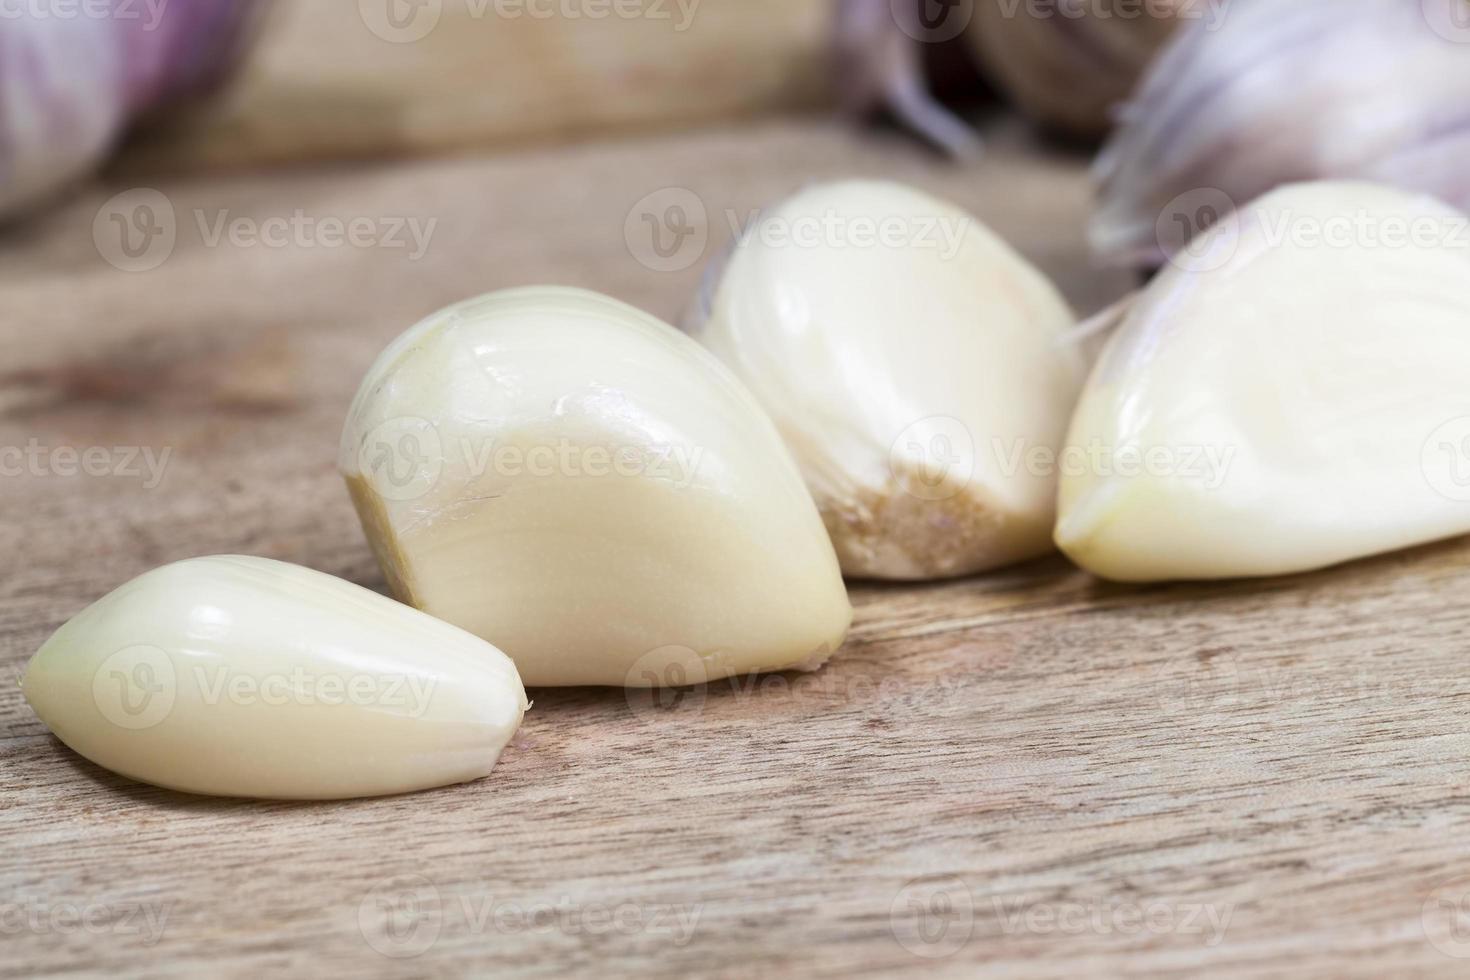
[965,0,1192,141]
[0,0,271,222]
[834,0,983,157]
[1093,0,1470,267]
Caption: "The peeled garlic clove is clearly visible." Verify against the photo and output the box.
[965,0,1192,140]
[340,286,852,687]
[688,179,1087,580]
[22,556,527,799]
[1058,181,1470,582]
[1093,0,1470,267]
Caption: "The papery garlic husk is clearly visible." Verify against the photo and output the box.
[1058,181,1470,582]
[965,0,1196,140]
[340,287,852,687]
[1093,0,1470,267]
[22,556,528,799]
[834,0,984,157]
[687,179,1087,581]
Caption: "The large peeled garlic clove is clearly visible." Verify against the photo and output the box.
[22,556,528,799]
[1058,181,1470,582]
[688,180,1087,580]
[1093,0,1470,267]
[340,286,852,687]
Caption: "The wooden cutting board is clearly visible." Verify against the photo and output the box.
[4,117,1470,978]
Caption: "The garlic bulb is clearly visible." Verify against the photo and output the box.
[1,0,270,221]
[965,0,1195,140]
[340,287,852,687]
[22,556,527,799]
[1093,0,1470,267]
[688,180,1087,580]
[0,17,123,219]
[834,0,982,157]
[1058,181,1470,582]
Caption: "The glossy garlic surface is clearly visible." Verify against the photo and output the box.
[340,286,852,687]
[22,556,528,799]
[691,180,1087,580]
[1058,181,1470,581]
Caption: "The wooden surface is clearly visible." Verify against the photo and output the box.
[5,118,1470,978]
[124,0,831,173]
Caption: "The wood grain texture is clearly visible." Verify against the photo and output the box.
[4,119,1470,978]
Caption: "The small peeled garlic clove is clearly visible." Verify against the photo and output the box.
[1093,0,1470,267]
[965,0,1195,140]
[22,556,528,799]
[1057,181,1470,582]
[687,179,1087,580]
[340,286,852,687]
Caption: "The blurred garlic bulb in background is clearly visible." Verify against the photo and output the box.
[0,0,271,222]
[1093,0,1470,267]
[833,0,983,156]
[689,180,1086,581]
[834,0,1195,152]
[1059,181,1470,582]
[1,18,122,221]
[965,0,1199,140]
